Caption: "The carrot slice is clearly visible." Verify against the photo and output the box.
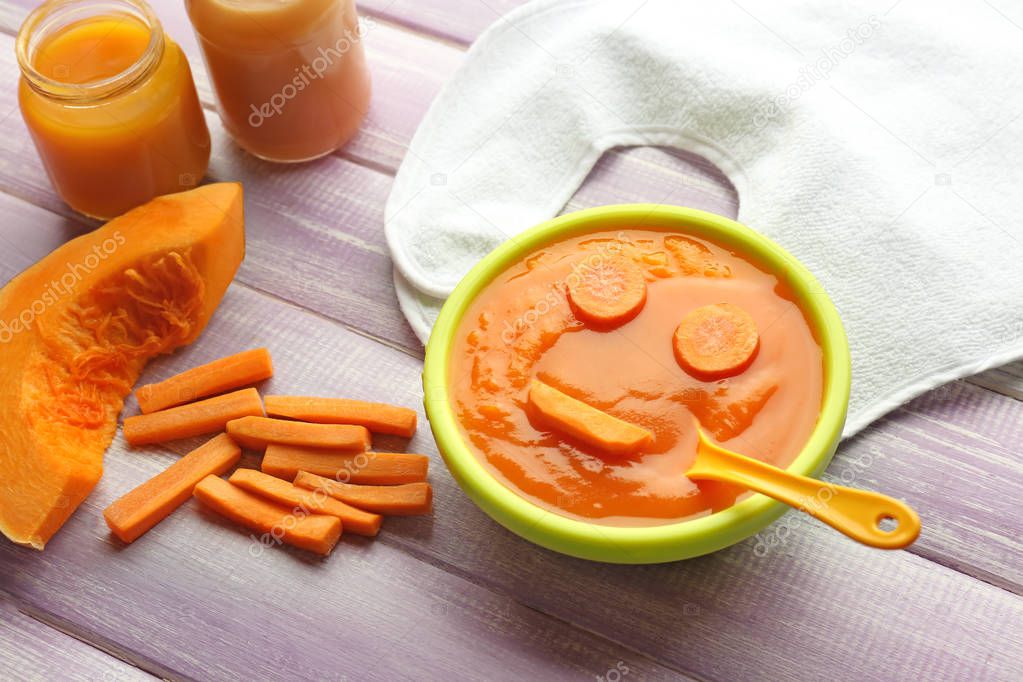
[123,388,265,446]
[294,472,432,516]
[226,416,371,452]
[264,396,418,438]
[103,434,241,543]
[527,380,653,455]
[261,444,429,485]
[673,303,760,379]
[192,475,341,555]
[566,255,647,327]
[135,348,274,414]
[229,468,382,536]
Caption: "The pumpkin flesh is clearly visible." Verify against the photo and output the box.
[0,183,244,549]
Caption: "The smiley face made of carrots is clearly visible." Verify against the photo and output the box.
[529,255,762,457]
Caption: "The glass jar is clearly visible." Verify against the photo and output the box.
[17,0,211,220]
[186,0,372,163]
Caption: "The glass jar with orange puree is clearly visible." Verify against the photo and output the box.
[17,0,211,220]
[185,0,372,163]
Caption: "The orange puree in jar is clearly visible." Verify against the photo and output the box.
[33,17,149,83]
[186,0,371,163]
[449,230,824,526]
[17,0,211,220]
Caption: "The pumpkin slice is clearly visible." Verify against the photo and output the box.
[0,183,245,549]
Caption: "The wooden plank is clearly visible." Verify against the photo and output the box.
[565,145,739,218]
[1,509,684,681]
[969,362,1023,402]
[0,595,153,681]
[2,191,1020,681]
[818,380,1023,592]
[358,0,527,46]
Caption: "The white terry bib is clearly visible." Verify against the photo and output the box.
[385,0,1023,436]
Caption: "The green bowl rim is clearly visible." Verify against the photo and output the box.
[423,204,851,563]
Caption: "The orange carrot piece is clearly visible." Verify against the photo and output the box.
[193,475,341,555]
[294,472,432,516]
[527,380,653,455]
[566,255,647,327]
[136,348,274,414]
[673,303,760,380]
[261,444,429,485]
[226,416,371,452]
[103,434,241,543]
[264,396,417,438]
[123,388,264,446]
[229,469,382,536]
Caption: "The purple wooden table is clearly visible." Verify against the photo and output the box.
[2,2,1022,680]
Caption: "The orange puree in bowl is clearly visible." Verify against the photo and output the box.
[448,230,824,526]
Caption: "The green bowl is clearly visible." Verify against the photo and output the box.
[422,204,851,563]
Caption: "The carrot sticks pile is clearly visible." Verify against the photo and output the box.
[103,349,429,556]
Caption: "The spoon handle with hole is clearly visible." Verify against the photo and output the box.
[690,437,920,549]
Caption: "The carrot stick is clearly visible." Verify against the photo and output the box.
[226,416,370,452]
[123,388,264,446]
[229,469,382,536]
[136,348,273,414]
[673,303,760,379]
[261,444,429,485]
[566,255,647,327]
[527,379,653,455]
[103,434,241,543]
[193,475,341,555]
[264,396,417,438]
[294,472,432,516]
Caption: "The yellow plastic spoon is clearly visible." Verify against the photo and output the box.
[688,427,921,549]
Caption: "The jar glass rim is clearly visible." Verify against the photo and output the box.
[16,0,165,103]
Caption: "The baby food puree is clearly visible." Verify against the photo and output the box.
[17,0,210,219]
[449,230,824,526]
[186,0,371,162]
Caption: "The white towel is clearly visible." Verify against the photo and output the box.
[385,0,1023,436]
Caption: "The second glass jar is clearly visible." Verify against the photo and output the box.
[186,0,372,163]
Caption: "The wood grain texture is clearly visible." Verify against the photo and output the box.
[3,193,1021,680]
[824,383,1023,593]
[971,363,1023,401]
[359,0,528,45]
[0,595,153,682]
